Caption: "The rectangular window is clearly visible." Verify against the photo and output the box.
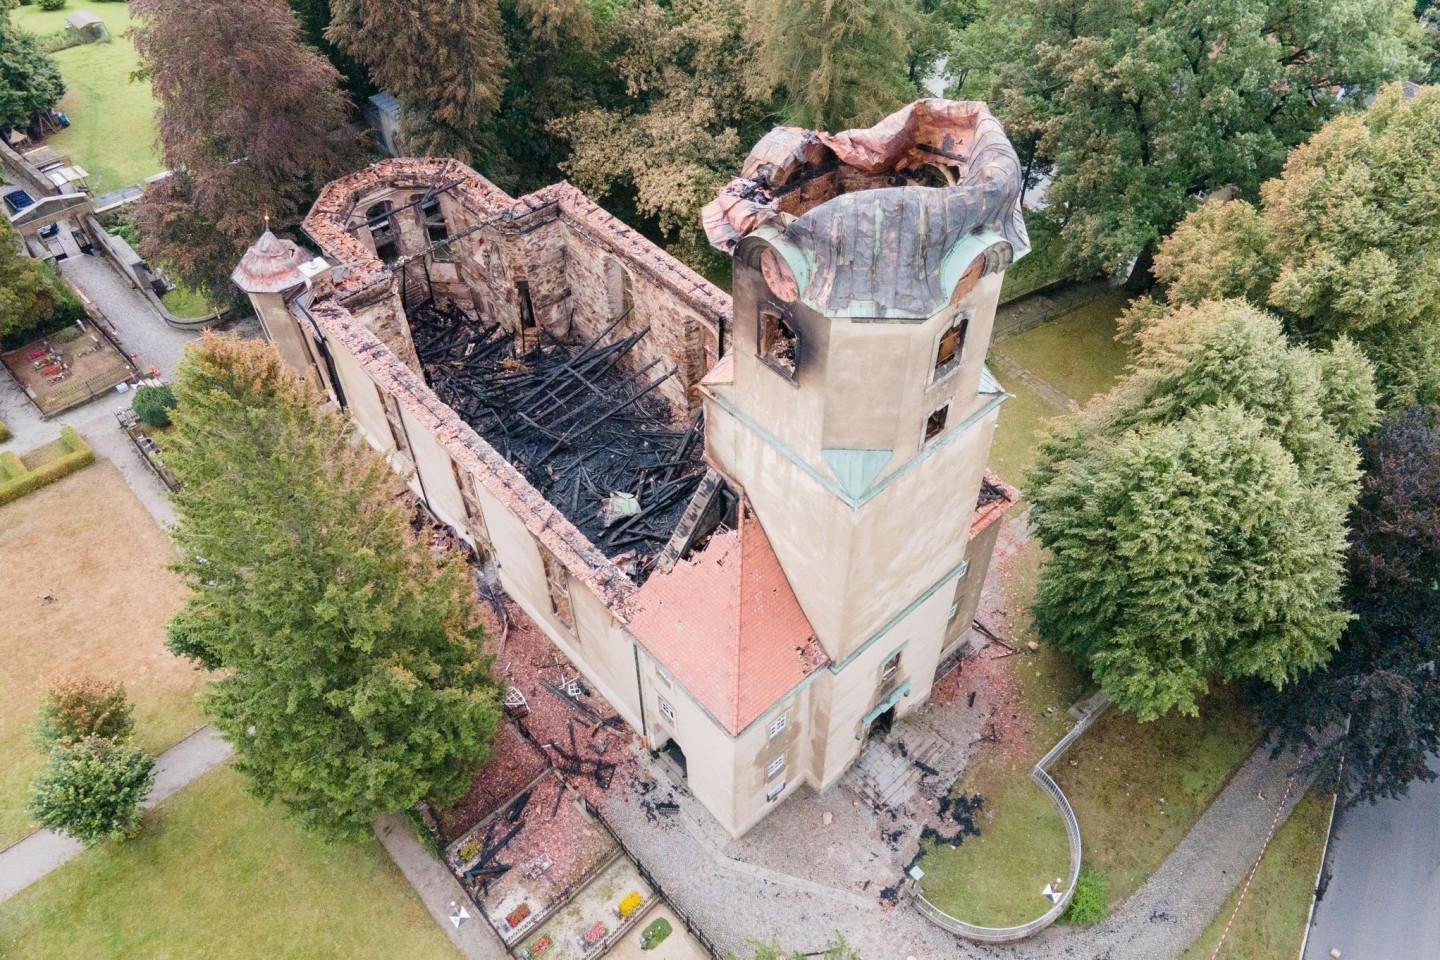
[924,405,949,444]
[767,713,787,740]
[882,651,902,681]
[449,458,489,541]
[380,390,411,458]
[759,308,798,378]
[517,280,536,330]
[766,755,785,778]
[934,314,970,379]
[948,602,960,623]
[421,197,448,244]
[540,546,573,628]
[766,779,786,801]
[658,697,676,724]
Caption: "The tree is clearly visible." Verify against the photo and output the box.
[0,14,64,135]
[556,0,769,271]
[744,0,925,130]
[33,676,136,751]
[27,736,156,845]
[132,383,177,428]
[130,0,363,299]
[326,0,509,160]
[164,335,503,837]
[0,218,83,345]
[978,0,1415,276]
[1028,300,1376,720]
[1150,84,1440,409]
[1260,406,1440,804]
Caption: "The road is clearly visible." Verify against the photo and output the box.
[1304,757,1440,960]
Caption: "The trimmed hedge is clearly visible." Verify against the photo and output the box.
[0,427,95,506]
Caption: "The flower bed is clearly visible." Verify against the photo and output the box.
[528,934,553,957]
[617,891,643,919]
[582,921,606,946]
[507,903,531,929]
[640,916,672,950]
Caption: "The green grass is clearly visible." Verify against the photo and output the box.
[1180,790,1332,960]
[12,4,161,194]
[999,292,1134,404]
[0,765,462,960]
[917,536,1261,924]
[160,285,213,319]
[1053,685,1261,907]
[990,376,1066,484]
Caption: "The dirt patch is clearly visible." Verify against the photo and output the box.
[1,324,134,415]
[0,459,205,845]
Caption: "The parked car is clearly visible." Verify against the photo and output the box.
[4,188,36,214]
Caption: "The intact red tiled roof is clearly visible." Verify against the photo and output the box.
[626,497,828,736]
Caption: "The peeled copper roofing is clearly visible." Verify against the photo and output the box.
[702,99,1030,318]
[231,230,307,295]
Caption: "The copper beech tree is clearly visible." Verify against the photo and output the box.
[130,0,364,299]
[163,336,502,838]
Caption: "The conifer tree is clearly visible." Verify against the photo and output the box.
[0,13,65,135]
[130,0,363,299]
[1028,300,1377,720]
[326,0,509,161]
[164,335,502,838]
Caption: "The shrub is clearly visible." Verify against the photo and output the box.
[33,675,135,751]
[164,613,223,670]
[132,383,177,427]
[37,0,67,10]
[640,916,672,950]
[0,418,10,443]
[27,736,156,844]
[0,427,95,506]
[1060,867,1108,926]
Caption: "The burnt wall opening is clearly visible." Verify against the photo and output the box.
[410,299,707,583]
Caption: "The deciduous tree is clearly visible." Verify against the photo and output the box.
[1150,84,1440,408]
[326,0,509,160]
[0,218,83,344]
[1028,300,1376,720]
[1260,406,1440,804]
[33,676,136,751]
[164,335,503,838]
[980,0,1415,276]
[27,736,156,845]
[130,0,363,299]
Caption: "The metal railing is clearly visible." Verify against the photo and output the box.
[909,695,1109,942]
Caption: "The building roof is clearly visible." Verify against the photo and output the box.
[231,230,307,294]
[626,497,829,736]
[65,11,103,28]
[701,99,1031,320]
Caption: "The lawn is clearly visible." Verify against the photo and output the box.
[12,3,161,194]
[917,535,1262,925]
[1180,790,1332,960]
[160,285,213,319]
[997,292,1133,404]
[0,459,204,846]
[0,766,462,960]
[989,376,1065,484]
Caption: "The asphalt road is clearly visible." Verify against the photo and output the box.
[1305,757,1440,960]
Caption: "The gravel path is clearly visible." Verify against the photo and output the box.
[57,254,197,377]
[0,726,232,904]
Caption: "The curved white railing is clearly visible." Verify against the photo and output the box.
[909,696,1108,942]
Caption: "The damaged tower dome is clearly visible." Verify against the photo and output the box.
[702,98,1030,320]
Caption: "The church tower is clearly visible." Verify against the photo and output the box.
[701,99,1028,669]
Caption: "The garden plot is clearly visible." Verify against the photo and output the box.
[0,324,133,415]
[516,855,655,960]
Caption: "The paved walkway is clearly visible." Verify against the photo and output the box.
[994,279,1116,340]
[0,726,232,904]
[373,813,510,960]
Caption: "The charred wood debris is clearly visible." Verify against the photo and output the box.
[410,300,706,582]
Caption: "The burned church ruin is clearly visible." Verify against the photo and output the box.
[233,99,1024,837]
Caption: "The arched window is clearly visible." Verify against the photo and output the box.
[604,257,634,320]
[366,201,398,262]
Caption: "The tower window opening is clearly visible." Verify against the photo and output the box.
[760,308,798,378]
[925,405,949,444]
[517,280,536,330]
[367,201,399,262]
[421,197,448,243]
[934,314,970,379]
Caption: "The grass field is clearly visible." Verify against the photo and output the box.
[160,286,213,319]
[998,292,1133,405]
[917,536,1261,926]
[1180,790,1332,960]
[0,460,203,846]
[0,765,462,960]
[12,4,161,194]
